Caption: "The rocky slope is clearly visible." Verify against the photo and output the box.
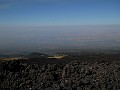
[0,56,120,90]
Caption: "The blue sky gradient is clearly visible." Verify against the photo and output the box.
[0,0,120,26]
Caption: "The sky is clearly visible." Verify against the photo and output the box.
[0,0,120,53]
[0,0,120,26]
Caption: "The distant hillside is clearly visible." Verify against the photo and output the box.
[28,52,49,58]
[0,54,25,58]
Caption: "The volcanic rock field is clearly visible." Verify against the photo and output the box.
[0,54,120,90]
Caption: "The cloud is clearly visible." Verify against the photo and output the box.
[0,3,13,9]
[0,0,57,8]
[19,0,66,3]
[0,0,15,9]
[0,0,69,9]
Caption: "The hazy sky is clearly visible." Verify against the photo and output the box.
[0,0,120,53]
[0,0,120,26]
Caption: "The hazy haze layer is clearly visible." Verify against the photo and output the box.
[0,25,120,53]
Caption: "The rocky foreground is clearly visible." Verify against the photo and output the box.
[0,56,120,90]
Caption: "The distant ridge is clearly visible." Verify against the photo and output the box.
[28,52,49,58]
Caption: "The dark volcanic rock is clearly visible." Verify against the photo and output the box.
[0,56,120,90]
